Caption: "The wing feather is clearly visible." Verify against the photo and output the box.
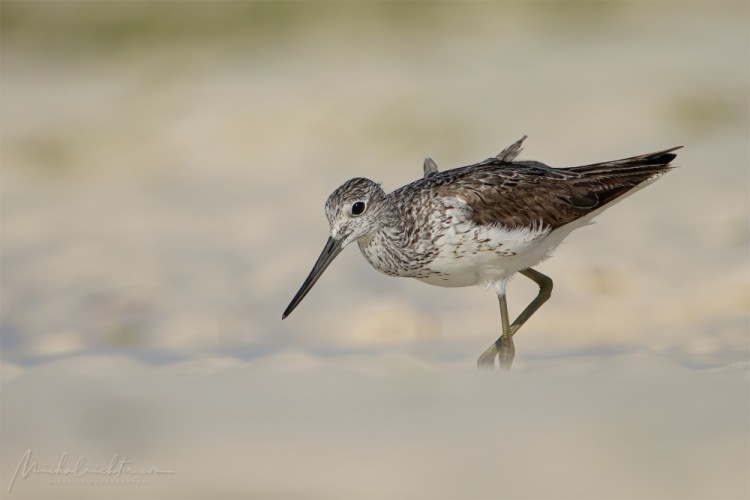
[394,145,680,230]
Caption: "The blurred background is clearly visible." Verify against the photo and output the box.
[1,1,748,499]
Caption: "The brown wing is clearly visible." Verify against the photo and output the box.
[421,146,680,230]
[565,147,681,207]
[433,166,597,229]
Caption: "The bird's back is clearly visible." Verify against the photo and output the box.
[393,146,680,231]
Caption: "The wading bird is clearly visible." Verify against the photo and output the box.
[283,137,679,369]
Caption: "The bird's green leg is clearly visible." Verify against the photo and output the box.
[496,292,515,369]
[476,268,553,370]
[508,268,553,336]
[477,290,514,369]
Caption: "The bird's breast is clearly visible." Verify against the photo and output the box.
[357,217,553,287]
[357,229,437,279]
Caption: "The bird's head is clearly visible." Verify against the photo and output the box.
[283,177,386,318]
[324,177,387,246]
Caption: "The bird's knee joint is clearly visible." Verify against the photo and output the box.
[539,278,553,296]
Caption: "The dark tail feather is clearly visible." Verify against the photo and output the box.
[569,146,682,174]
[569,146,681,208]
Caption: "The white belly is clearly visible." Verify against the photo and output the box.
[357,195,611,288]
[418,208,602,288]
[412,189,621,288]
[413,222,549,287]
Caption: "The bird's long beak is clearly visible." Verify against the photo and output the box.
[282,236,345,319]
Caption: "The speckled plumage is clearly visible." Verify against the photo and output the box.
[323,139,678,286]
[283,137,680,368]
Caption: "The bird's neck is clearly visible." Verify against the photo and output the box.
[356,203,422,277]
[360,200,406,247]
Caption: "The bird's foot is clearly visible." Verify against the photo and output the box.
[477,344,498,368]
[477,335,515,370]
[497,334,515,370]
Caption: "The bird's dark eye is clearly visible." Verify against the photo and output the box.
[351,201,366,216]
